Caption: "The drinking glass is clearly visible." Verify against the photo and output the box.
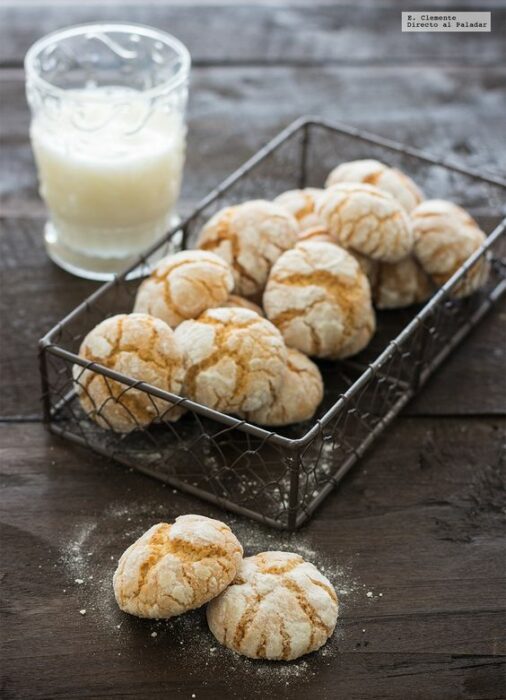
[25,23,191,280]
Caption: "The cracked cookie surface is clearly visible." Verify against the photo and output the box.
[412,199,490,298]
[274,188,324,232]
[133,250,234,328]
[317,182,414,262]
[325,159,424,213]
[197,200,298,298]
[207,551,338,661]
[73,313,185,433]
[243,348,323,426]
[219,294,264,316]
[113,515,243,618]
[373,256,433,309]
[174,307,287,414]
[263,241,375,359]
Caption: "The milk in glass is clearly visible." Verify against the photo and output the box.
[30,87,186,267]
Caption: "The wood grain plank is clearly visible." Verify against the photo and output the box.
[1,2,505,68]
[1,418,504,698]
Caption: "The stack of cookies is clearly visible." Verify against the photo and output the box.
[74,159,489,432]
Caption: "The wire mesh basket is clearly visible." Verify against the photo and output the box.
[39,117,506,530]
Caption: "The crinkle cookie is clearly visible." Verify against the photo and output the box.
[197,200,298,298]
[298,225,334,244]
[219,294,264,316]
[317,183,414,262]
[113,515,243,618]
[274,188,324,232]
[298,227,379,284]
[73,313,185,432]
[244,348,323,426]
[174,307,287,414]
[133,250,234,328]
[263,241,375,359]
[412,199,489,298]
[207,551,338,661]
[373,257,433,309]
[325,159,424,213]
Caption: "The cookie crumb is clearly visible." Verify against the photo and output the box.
[366,591,373,598]
[79,609,86,615]
[75,578,84,585]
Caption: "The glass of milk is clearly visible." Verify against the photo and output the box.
[25,24,190,280]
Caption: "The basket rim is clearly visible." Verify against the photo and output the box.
[39,115,506,450]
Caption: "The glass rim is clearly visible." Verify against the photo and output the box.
[24,22,191,99]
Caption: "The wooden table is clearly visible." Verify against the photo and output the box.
[1,2,505,698]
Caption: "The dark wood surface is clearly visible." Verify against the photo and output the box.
[1,3,505,699]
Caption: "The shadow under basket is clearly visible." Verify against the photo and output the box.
[39,117,506,530]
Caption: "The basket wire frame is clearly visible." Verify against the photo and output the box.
[39,117,506,530]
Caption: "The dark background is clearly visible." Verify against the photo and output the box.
[1,2,505,699]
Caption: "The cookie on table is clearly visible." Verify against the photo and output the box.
[412,199,489,298]
[373,257,433,309]
[174,307,287,414]
[317,183,414,262]
[197,200,298,298]
[274,188,324,232]
[207,551,338,661]
[73,313,185,432]
[263,241,375,359]
[325,159,424,213]
[133,250,234,328]
[244,348,323,426]
[219,294,264,316]
[113,515,243,618]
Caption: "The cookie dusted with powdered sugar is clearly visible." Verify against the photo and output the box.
[274,188,324,232]
[219,294,264,316]
[325,159,424,213]
[207,551,338,661]
[133,250,234,328]
[244,348,323,426]
[317,182,414,262]
[263,241,375,360]
[197,200,298,298]
[412,199,490,298]
[113,515,243,618]
[174,307,287,414]
[373,257,433,309]
[73,313,185,432]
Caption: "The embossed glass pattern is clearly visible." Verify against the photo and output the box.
[25,24,190,280]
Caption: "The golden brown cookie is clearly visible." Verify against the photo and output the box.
[197,200,298,298]
[113,515,243,618]
[325,159,424,213]
[133,250,234,328]
[263,241,375,359]
[207,551,338,661]
[174,307,287,414]
[219,294,264,316]
[274,188,324,231]
[373,257,433,309]
[73,313,185,432]
[244,348,323,426]
[317,183,414,262]
[412,199,490,298]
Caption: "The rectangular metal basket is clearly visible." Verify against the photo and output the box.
[39,117,506,530]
